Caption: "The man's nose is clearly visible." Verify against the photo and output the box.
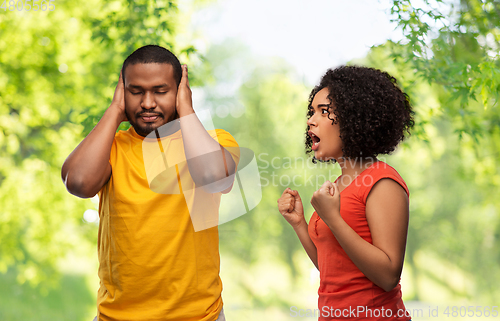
[141,92,157,109]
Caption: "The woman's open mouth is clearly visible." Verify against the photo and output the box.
[309,131,320,151]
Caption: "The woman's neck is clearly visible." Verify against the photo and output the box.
[338,157,378,177]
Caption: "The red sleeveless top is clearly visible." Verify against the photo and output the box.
[308,161,411,320]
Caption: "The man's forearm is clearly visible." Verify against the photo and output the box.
[174,64,236,192]
[178,111,236,190]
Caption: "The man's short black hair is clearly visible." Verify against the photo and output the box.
[121,45,182,86]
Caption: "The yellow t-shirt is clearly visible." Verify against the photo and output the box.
[97,126,239,321]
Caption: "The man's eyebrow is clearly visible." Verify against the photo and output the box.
[152,83,170,89]
[128,84,170,89]
[315,104,331,108]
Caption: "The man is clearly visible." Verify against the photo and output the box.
[62,45,238,321]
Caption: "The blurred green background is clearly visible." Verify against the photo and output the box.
[0,0,499,320]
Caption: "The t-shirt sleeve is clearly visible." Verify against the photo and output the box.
[358,163,409,204]
[213,129,240,168]
[98,134,119,198]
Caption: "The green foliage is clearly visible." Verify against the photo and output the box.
[390,0,500,140]
[0,269,94,321]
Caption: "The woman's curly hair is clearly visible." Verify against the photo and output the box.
[305,66,414,159]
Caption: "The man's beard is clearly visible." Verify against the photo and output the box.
[126,110,165,137]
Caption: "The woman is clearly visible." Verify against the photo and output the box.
[278,66,414,320]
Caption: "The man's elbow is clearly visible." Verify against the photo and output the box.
[64,173,98,199]
[197,172,235,194]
